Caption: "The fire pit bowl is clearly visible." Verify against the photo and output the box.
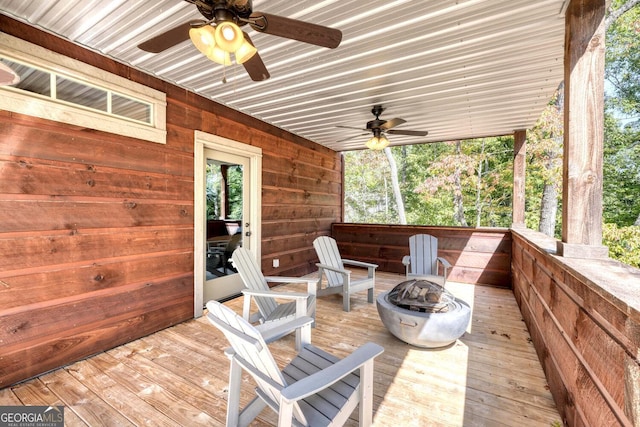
[376,279,471,348]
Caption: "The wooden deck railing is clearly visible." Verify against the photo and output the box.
[330,223,512,288]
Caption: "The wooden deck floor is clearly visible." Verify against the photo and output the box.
[0,271,561,426]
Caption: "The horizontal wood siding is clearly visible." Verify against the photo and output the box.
[511,229,640,427]
[0,17,341,387]
[330,223,512,287]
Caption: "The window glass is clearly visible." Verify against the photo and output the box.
[0,58,50,96]
[112,93,151,123]
[56,76,108,112]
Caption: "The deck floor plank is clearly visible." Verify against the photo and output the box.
[0,271,561,426]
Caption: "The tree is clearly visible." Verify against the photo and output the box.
[605,0,640,122]
[383,147,406,224]
[526,90,564,237]
[604,0,640,225]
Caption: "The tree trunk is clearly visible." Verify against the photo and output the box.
[538,82,563,237]
[475,140,486,227]
[384,147,407,224]
[453,141,468,226]
[539,183,558,236]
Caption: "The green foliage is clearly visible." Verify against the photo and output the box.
[226,165,244,219]
[205,164,244,220]
[206,164,221,219]
[603,223,640,268]
[523,90,564,235]
[606,1,640,123]
[343,149,398,223]
[344,137,514,227]
[603,114,640,225]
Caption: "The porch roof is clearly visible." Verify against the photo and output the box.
[0,0,568,151]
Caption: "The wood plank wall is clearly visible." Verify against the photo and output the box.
[331,223,512,287]
[0,16,341,387]
[511,229,640,427]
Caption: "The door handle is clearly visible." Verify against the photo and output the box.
[245,231,252,237]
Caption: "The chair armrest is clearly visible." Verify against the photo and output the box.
[401,255,410,266]
[241,289,309,300]
[280,342,384,403]
[315,263,351,276]
[342,259,378,269]
[436,257,451,269]
[264,276,312,284]
[255,316,314,344]
[265,277,317,296]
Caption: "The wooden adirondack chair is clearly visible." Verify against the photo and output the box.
[313,236,377,312]
[206,300,384,427]
[402,234,451,287]
[232,247,317,349]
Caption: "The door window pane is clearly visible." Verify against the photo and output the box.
[205,161,243,280]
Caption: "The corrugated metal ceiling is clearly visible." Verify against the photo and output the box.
[0,0,568,151]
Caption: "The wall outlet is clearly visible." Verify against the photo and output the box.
[272,258,279,268]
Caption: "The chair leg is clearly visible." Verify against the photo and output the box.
[278,400,295,427]
[226,358,243,427]
[367,287,374,303]
[343,294,350,312]
[358,359,375,426]
[295,321,312,351]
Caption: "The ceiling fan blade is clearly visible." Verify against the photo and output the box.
[336,125,368,131]
[138,21,203,53]
[380,118,407,130]
[337,133,369,143]
[248,12,342,48]
[387,129,429,137]
[242,33,270,81]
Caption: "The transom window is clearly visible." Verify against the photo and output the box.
[0,33,166,144]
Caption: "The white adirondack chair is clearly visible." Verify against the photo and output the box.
[402,234,451,287]
[206,300,384,427]
[313,236,377,312]
[232,247,316,350]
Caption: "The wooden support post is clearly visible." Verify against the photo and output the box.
[557,0,608,259]
[512,130,527,228]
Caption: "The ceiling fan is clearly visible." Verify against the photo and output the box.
[137,0,342,81]
[338,105,429,150]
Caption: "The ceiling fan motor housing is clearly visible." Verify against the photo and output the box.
[367,105,387,129]
[366,119,386,130]
[197,0,253,21]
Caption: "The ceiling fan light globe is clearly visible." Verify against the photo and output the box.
[234,39,257,64]
[366,135,389,150]
[207,46,233,66]
[214,22,244,52]
[189,26,216,56]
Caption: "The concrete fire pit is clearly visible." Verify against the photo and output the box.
[377,279,471,348]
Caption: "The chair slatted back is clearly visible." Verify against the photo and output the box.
[232,247,279,319]
[409,234,438,276]
[206,301,299,419]
[313,236,345,288]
